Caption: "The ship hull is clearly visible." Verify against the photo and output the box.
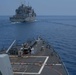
[10,16,36,22]
[3,37,69,75]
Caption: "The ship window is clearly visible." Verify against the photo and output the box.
[0,71,2,75]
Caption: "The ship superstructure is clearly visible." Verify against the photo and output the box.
[10,4,36,22]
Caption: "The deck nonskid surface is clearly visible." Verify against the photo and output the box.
[9,39,68,75]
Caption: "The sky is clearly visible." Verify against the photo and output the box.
[0,0,76,16]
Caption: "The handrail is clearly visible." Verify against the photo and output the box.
[6,40,16,53]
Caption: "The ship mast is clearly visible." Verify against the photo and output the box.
[20,0,26,5]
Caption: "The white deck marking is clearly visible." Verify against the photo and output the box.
[6,40,16,53]
[23,56,48,58]
[52,64,62,66]
[22,65,28,75]
[38,56,49,74]
[13,72,39,75]
[13,56,49,75]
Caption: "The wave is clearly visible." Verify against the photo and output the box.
[11,22,21,24]
[38,19,76,28]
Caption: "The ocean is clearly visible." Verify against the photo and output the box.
[0,16,76,75]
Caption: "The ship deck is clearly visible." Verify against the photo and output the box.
[9,38,68,75]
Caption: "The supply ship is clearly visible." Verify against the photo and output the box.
[0,37,69,75]
[10,4,36,22]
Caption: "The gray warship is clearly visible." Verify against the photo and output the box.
[0,37,69,75]
[10,4,36,22]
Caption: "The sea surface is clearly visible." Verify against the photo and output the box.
[0,16,76,75]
